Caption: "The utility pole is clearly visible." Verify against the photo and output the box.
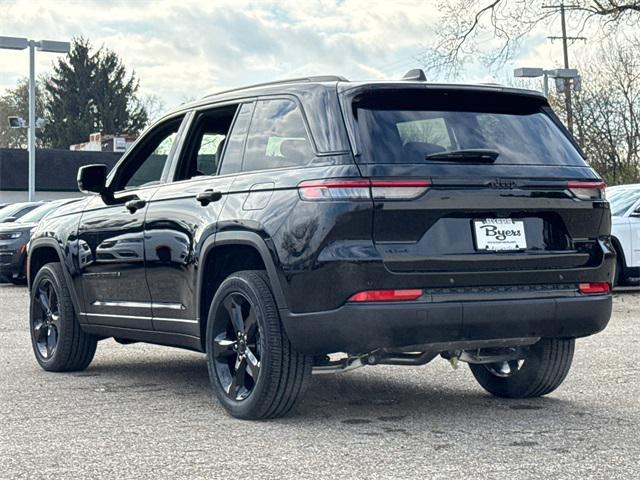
[544,3,586,134]
[559,4,573,133]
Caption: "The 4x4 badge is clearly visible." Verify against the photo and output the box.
[489,178,517,189]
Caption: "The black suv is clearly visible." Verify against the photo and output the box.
[27,74,613,419]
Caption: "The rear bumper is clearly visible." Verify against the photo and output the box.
[280,294,612,355]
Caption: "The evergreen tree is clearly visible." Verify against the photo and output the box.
[43,37,148,149]
[43,38,96,149]
[93,49,147,136]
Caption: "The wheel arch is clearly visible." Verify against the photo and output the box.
[196,231,288,350]
[28,239,82,314]
[610,235,626,268]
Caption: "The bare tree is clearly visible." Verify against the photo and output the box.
[551,38,640,184]
[0,78,47,149]
[425,1,640,76]
[137,94,166,126]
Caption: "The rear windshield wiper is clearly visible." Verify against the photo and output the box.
[425,149,499,163]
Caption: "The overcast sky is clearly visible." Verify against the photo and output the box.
[0,0,595,111]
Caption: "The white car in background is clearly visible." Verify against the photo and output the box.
[608,184,640,286]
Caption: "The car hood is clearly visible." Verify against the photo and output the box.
[0,222,37,233]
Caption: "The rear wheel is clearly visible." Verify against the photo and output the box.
[29,263,98,371]
[469,338,575,398]
[206,270,312,420]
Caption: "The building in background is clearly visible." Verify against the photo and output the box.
[70,132,137,153]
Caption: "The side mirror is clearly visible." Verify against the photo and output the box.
[631,206,640,217]
[77,164,108,195]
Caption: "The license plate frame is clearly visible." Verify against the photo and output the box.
[472,218,527,252]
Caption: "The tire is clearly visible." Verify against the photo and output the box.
[10,257,28,285]
[614,251,623,287]
[206,270,312,420]
[29,262,98,372]
[469,338,575,398]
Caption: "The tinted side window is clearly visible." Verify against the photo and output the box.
[175,105,237,181]
[242,99,313,173]
[114,116,185,190]
[126,132,177,189]
[219,102,254,176]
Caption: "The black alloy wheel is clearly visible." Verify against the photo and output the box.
[212,292,262,401]
[32,279,61,359]
[206,270,312,420]
[29,263,97,371]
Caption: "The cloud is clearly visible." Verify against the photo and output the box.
[0,0,452,107]
[3,0,628,110]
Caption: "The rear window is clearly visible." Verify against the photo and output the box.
[352,89,586,167]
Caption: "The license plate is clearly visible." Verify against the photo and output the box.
[473,219,526,251]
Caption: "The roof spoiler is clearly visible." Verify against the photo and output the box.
[402,69,427,81]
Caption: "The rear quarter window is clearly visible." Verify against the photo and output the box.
[241,98,314,173]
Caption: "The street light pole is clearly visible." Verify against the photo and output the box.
[0,36,70,202]
[514,67,579,127]
[28,40,36,202]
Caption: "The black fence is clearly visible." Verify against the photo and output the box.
[0,148,121,192]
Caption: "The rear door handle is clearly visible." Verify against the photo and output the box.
[125,198,147,213]
[196,189,222,206]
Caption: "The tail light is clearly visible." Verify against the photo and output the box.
[297,179,371,201]
[348,289,423,302]
[298,179,430,201]
[567,181,606,200]
[370,180,431,200]
[578,282,610,294]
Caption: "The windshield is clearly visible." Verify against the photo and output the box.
[353,89,586,166]
[608,189,640,216]
[16,203,60,224]
[0,203,35,222]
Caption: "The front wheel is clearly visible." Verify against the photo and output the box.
[30,263,98,371]
[206,270,312,420]
[469,338,575,398]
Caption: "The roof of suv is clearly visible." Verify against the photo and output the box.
[179,74,546,112]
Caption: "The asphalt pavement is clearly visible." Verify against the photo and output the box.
[1,283,638,479]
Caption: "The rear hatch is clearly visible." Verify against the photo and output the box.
[340,85,608,275]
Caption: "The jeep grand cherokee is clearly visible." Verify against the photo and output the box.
[27,73,613,419]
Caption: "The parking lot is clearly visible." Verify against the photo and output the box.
[0,283,638,479]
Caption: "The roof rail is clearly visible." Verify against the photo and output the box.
[402,68,427,81]
[205,75,348,98]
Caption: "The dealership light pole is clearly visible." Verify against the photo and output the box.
[0,36,70,201]
[514,67,581,136]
